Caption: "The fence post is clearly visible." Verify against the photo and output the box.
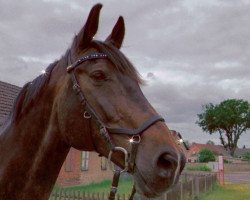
[101,192,104,200]
[191,179,194,200]
[77,191,80,200]
[53,190,58,200]
[69,190,72,200]
[194,176,200,199]
[92,192,95,200]
[180,182,183,200]
[205,175,207,192]
[165,191,168,200]
[58,189,63,200]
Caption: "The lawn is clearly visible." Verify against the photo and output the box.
[53,177,134,196]
[200,183,250,200]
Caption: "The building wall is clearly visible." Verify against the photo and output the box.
[0,81,21,125]
[79,151,113,184]
[57,148,113,186]
[0,80,114,187]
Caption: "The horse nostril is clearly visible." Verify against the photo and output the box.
[157,153,178,178]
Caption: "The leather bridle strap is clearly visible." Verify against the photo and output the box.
[107,115,164,135]
[66,52,165,200]
[67,52,165,149]
[67,53,108,72]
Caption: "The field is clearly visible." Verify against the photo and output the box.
[53,178,133,196]
[53,177,250,200]
[200,183,250,200]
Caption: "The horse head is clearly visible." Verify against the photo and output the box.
[55,4,186,198]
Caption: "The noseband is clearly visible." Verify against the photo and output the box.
[67,52,164,200]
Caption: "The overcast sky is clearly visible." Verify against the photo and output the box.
[1,0,250,147]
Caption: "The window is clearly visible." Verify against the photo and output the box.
[81,151,89,171]
[101,156,108,170]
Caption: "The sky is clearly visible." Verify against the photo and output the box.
[1,0,250,147]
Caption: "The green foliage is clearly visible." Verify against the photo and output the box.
[197,99,250,156]
[242,152,250,162]
[186,165,211,172]
[198,148,216,163]
[53,177,133,195]
[200,183,250,200]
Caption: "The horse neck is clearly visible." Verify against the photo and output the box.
[0,82,70,200]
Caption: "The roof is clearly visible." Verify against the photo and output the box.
[187,142,230,157]
[187,142,250,158]
[0,80,21,125]
[234,148,250,156]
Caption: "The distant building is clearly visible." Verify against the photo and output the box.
[0,80,112,186]
[57,148,113,186]
[187,142,250,162]
[0,80,21,126]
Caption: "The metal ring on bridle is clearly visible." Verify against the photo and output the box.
[130,135,141,144]
[83,111,91,119]
[108,147,129,173]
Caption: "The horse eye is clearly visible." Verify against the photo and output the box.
[90,70,107,82]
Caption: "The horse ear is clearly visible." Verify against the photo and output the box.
[75,3,102,50]
[105,16,125,49]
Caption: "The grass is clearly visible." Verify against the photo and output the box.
[185,164,211,172]
[200,183,250,200]
[53,177,133,196]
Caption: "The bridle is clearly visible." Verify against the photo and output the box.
[66,52,164,199]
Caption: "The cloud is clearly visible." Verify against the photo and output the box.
[0,0,250,146]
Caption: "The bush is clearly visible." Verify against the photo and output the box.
[242,152,250,162]
[198,148,216,163]
[223,159,230,163]
[186,165,211,172]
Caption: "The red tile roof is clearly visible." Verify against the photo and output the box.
[0,80,21,125]
[187,142,250,158]
[187,142,230,157]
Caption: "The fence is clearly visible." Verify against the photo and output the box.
[50,172,217,200]
[140,172,217,200]
[50,190,129,200]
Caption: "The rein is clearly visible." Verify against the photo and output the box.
[66,52,164,200]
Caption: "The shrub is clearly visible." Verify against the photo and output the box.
[186,165,211,172]
[223,159,230,163]
[198,148,216,163]
[242,152,250,162]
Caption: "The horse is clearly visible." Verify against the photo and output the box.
[0,4,186,200]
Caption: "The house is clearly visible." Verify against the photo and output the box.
[0,80,21,126]
[187,142,250,163]
[0,80,112,186]
[187,142,230,162]
[57,148,113,186]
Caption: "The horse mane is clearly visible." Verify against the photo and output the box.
[6,38,143,125]
[9,60,58,124]
[91,40,144,84]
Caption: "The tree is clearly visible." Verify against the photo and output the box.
[198,148,216,162]
[197,99,250,157]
